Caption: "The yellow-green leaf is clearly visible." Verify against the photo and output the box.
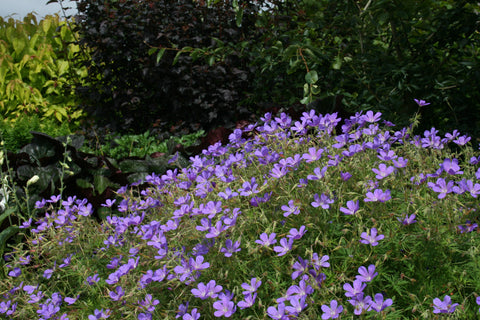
[57,60,69,76]
[41,18,52,34]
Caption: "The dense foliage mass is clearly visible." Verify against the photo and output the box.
[72,0,266,133]
[1,108,480,318]
[245,0,480,137]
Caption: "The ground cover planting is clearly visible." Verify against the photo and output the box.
[1,104,480,319]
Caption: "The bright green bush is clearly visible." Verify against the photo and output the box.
[0,114,74,152]
[0,13,89,125]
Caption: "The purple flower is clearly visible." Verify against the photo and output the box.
[458,220,478,233]
[281,200,300,217]
[205,221,228,238]
[369,293,393,312]
[311,193,334,209]
[372,163,395,179]
[433,295,459,313]
[102,199,116,207]
[397,213,417,225]
[321,300,343,319]
[213,297,236,317]
[285,296,308,316]
[220,239,241,257]
[465,180,480,197]
[85,273,100,285]
[291,257,309,280]
[393,157,408,168]
[138,294,159,314]
[255,232,277,247]
[43,263,56,279]
[19,218,32,229]
[311,253,330,270]
[218,187,239,200]
[307,166,328,180]
[183,308,200,320]
[139,312,154,319]
[343,279,366,298]
[348,293,372,315]
[109,286,125,301]
[441,158,463,175]
[238,177,260,196]
[237,293,257,309]
[414,99,430,106]
[8,267,21,278]
[421,128,444,149]
[364,189,391,202]
[453,135,471,146]
[340,171,352,181]
[36,302,60,319]
[340,200,359,215]
[427,178,454,199]
[189,255,210,271]
[288,226,307,240]
[356,265,378,282]
[64,295,79,305]
[88,308,111,319]
[46,194,62,203]
[270,164,288,179]
[191,283,209,300]
[241,278,262,295]
[476,296,480,312]
[302,147,324,163]
[361,110,382,123]
[377,149,397,161]
[267,303,285,319]
[273,238,294,256]
[28,291,44,303]
[286,279,314,299]
[360,228,384,246]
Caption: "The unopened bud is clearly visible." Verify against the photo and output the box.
[27,175,40,187]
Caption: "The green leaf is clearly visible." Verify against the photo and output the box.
[93,175,111,195]
[57,60,69,76]
[0,226,20,279]
[332,56,342,70]
[41,18,52,34]
[0,208,16,226]
[12,36,26,55]
[156,48,166,64]
[236,8,244,27]
[147,47,157,56]
[119,159,150,173]
[305,70,318,84]
[76,178,93,190]
[207,55,215,66]
[172,50,182,66]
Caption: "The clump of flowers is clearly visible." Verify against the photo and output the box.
[1,104,480,319]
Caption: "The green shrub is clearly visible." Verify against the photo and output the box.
[243,0,480,137]
[0,114,74,152]
[81,130,206,159]
[0,13,89,126]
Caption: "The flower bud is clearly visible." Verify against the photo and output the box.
[27,175,40,187]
